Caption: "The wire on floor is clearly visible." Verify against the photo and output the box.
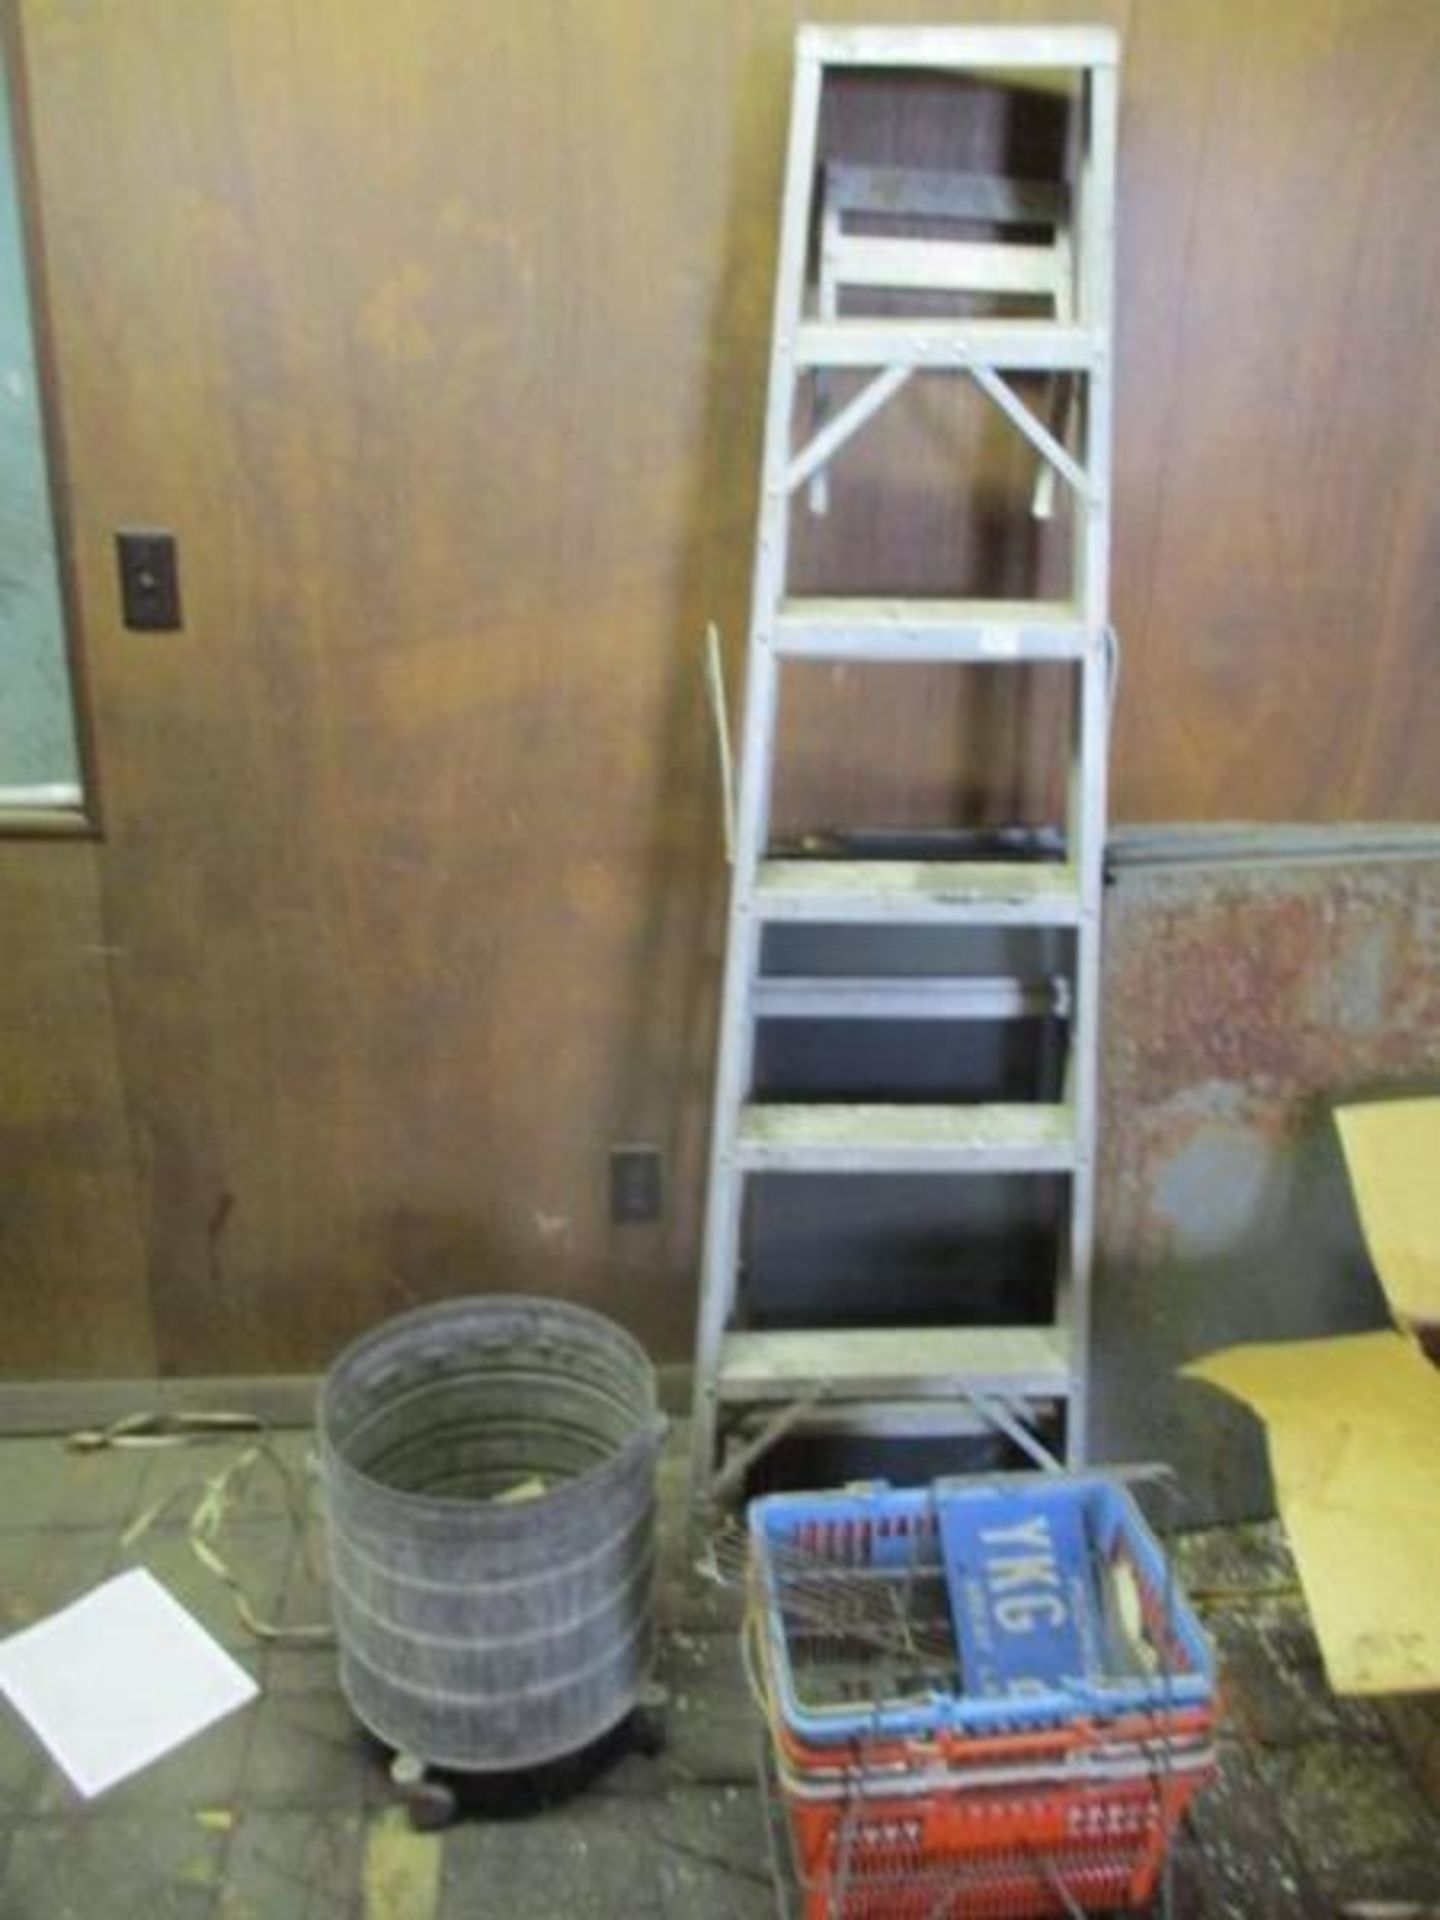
[70,1409,335,1646]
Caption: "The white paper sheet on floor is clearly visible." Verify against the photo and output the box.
[0,1566,259,1797]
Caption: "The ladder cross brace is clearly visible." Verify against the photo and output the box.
[791,354,1092,507]
[784,364,912,495]
[966,361,1093,502]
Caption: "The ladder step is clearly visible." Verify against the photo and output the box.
[827,165,1066,229]
[755,860,1082,926]
[773,597,1090,662]
[795,318,1101,372]
[729,1400,1036,1439]
[801,24,1118,71]
[718,1325,1072,1401]
[753,974,1067,1022]
[828,236,1064,299]
[736,1102,1074,1173]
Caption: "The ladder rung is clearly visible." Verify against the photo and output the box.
[755,860,1082,926]
[795,319,1100,371]
[736,1102,1075,1173]
[718,1325,1072,1401]
[729,1400,1032,1439]
[773,597,1090,661]
[828,237,1064,299]
[801,25,1118,71]
[753,974,1067,1022]
[826,166,1066,229]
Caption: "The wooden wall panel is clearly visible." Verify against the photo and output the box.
[0,845,151,1372]
[3,0,1438,1376]
[16,0,785,1372]
[1112,0,1440,818]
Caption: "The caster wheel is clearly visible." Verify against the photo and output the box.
[403,1778,459,1832]
[389,1752,458,1831]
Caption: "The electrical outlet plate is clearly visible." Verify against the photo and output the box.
[116,529,182,631]
[610,1145,662,1224]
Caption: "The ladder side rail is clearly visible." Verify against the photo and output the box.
[1061,60,1120,1465]
[689,42,825,1518]
[807,182,843,515]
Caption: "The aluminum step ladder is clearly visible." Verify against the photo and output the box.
[690,24,1120,1530]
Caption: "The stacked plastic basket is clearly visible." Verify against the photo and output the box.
[746,1475,1218,1919]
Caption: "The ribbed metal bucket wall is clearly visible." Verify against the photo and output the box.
[319,1295,663,1772]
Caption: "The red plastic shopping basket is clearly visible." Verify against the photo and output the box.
[782,1762,1204,1919]
[772,1698,1218,1785]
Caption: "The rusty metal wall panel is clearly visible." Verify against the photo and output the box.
[1094,855,1440,1522]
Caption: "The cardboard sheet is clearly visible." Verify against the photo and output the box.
[1186,1331,1440,1695]
[0,1568,259,1798]
[1336,1097,1440,1328]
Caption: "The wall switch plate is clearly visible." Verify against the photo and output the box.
[116,529,182,631]
[610,1145,662,1224]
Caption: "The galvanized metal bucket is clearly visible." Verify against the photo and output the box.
[319,1294,663,1772]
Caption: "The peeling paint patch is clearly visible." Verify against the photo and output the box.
[1093,857,1440,1519]
[1153,1124,1289,1260]
[1103,862,1440,1115]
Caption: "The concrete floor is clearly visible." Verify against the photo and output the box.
[1,1426,1439,1918]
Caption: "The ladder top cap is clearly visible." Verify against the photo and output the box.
[797,23,1121,70]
